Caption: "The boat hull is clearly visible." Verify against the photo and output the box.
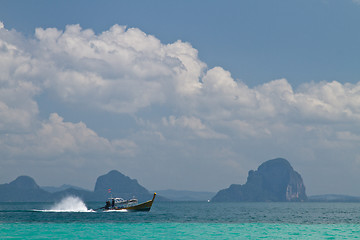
[123,199,154,212]
[105,193,156,212]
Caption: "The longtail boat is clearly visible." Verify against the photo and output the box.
[102,193,156,212]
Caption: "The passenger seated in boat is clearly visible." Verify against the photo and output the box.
[105,200,111,210]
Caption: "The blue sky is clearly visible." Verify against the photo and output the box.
[1,0,360,195]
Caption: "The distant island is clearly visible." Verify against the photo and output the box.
[0,170,155,202]
[212,158,308,202]
[2,159,360,202]
[307,194,360,202]
[0,170,214,202]
[154,190,215,202]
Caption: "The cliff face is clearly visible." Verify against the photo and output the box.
[212,158,307,202]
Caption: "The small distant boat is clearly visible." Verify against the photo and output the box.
[101,193,156,212]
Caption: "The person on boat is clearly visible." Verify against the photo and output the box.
[112,199,115,208]
[105,200,111,210]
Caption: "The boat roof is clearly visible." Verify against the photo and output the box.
[107,197,138,204]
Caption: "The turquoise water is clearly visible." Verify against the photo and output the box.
[1,199,360,239]
[1,223,360,239]
[2,223,360,239]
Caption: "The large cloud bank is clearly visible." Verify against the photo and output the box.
[1,22,360,193]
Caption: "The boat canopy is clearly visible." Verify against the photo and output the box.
[108,197,138,205]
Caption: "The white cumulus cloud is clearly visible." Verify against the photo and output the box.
[32,24,205,113]
[1,23,360,193]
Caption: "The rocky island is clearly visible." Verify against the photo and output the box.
[92,170,152,201]
[0,176,52,202]
[0,170,154,202]
[212,158,307,202]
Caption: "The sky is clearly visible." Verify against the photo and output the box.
[1,0,360,196]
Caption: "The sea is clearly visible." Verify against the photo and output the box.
[1,196,360,239]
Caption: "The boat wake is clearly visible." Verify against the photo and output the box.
[104,209,128,212]
[37,196,94,212]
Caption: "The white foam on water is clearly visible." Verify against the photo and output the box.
[104,209,128,212]
[39,196,94,212]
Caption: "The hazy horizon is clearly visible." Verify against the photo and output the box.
[1,0,360,196]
